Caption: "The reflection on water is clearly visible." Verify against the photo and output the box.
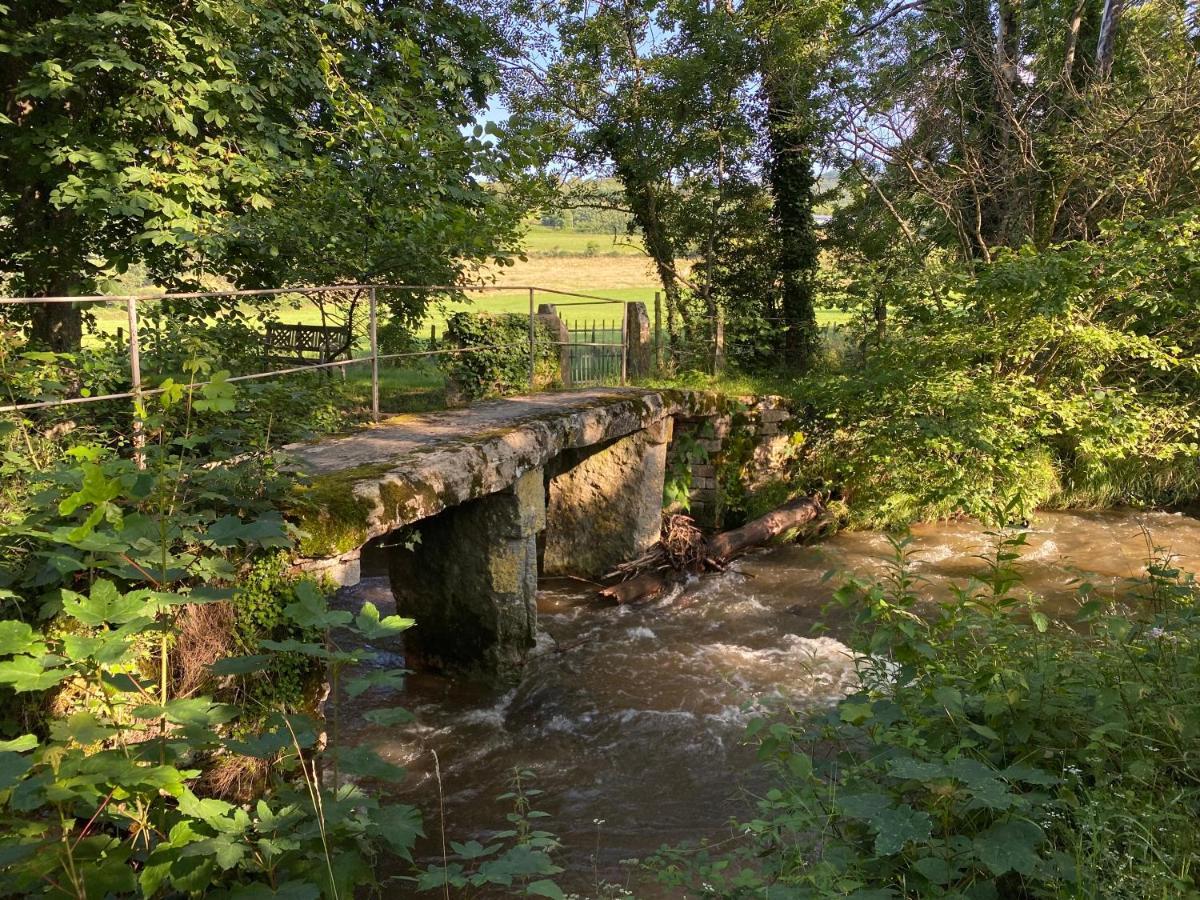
[336,508,1200,891]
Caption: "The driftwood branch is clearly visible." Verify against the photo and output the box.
[597,496,824,605]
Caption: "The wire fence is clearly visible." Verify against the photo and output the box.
[0,283,639,464]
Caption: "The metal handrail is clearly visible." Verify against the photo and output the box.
[0,284,638,464]
[0,283,630,306]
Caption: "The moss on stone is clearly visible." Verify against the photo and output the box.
[287,462,396,558]
[287,388,674,558]
[378,477,443,524]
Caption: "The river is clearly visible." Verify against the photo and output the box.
[336,508,1200,894]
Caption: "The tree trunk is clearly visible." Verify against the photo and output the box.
[706,496,823,558]
[958,0,1009,257]
[763,71,819,370]
[1095,0,1125,81]
[30,301,84,353]
[611,154,690,346]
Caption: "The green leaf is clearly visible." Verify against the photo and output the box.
[912,854,966,886]
[871,804,932,855]
[372,803,424,860]
[887,757,945,780]
[49,712,117,745]
[0,751,33,790]
[345,669,407,698]
[932,685,964,716]
[837,792,892,820]
[133,699,239,728]
[282,581,350,629]
[332,746,407,782]
[180,835,246,870]
[839,701,873,724]
[0,734,37,752]
[0,621,35,656]
[968,721,1001,741]
[0,655,69,692]
[228,883,321,900]
[785,752,813,779]
[1002,763,1059,786]
[477,845,561,883]
[527,879,566,898]
[258,638,331,658]
[61,580,148,626]
[0,841,39,868]
[974,819,1044,876]
[451,839,502,860]
[354,601,414,640]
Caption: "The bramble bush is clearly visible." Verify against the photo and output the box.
[653,502,1200,898]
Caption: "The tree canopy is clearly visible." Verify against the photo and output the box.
[0,0,537,348]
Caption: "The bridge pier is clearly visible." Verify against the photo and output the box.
[386,467,545,675]
[381,420,672,675]
[542,417,672,578]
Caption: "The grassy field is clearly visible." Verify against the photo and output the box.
[83,233,849,376]
[522,225,645,257]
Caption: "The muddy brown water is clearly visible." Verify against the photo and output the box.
[335,508,1200,893]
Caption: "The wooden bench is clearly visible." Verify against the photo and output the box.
[263,322,353,368]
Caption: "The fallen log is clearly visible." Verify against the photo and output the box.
[705,496,823,560]
[597,495,824,604]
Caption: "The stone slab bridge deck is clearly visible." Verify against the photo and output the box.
[286,387,711,673]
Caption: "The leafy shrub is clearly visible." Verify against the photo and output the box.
[443,312,560,400]
[652,514,1200,897]
[798,213,1200,528]
[0,361,425,896]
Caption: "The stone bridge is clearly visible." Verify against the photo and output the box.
[288,389,680,673]
[286,387,795,674]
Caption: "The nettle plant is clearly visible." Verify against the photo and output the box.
[653,505,1200,898]
[0,366,424,896]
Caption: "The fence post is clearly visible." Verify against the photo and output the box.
[654,291,662,373]
[528,286,536,392]
[620,303,628,386]
[369,287,379,422]
[126,297,145,469]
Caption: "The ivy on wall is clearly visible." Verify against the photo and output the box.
[444,312,560,400]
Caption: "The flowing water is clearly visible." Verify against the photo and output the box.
[336,508,1200,893]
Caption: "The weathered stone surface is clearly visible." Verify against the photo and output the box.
[624,302,652,377]
[536,304,571,386]
[542,417,671,578]
[385,468,545,675]
[287,388,674,562]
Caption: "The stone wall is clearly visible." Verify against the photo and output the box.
[666,395,796,529]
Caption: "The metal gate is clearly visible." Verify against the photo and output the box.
[566,317,624,385]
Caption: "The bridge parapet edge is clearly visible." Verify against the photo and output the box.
[289,390,676,577]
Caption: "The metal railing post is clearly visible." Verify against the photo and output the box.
[528,286,536,392]
[126,297,145,469]
[368,287,380,422]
